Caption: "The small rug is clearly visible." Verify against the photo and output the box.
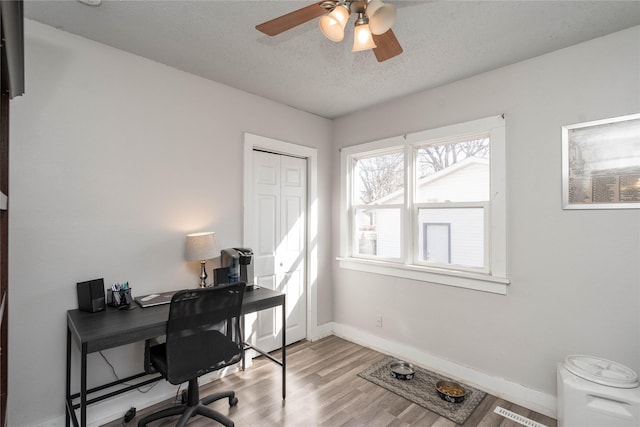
[358,356,486,425]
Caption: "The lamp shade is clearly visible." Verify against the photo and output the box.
[319,5,349,42]
[185,232,219,261]
[352,23,377,52]
[366,0,396,35]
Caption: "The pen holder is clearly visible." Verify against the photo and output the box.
[108,288,133,307]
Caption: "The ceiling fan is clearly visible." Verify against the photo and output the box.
[256,0,403,62]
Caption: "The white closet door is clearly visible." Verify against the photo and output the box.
[251,150,307,353]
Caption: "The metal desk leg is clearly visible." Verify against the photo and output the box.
[282,299,286,400]
[240,315,245,371]
[81,342,88,427]
[66,328,71,427]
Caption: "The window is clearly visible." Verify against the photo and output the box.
[352,150,404,260]
[339,116,509,294]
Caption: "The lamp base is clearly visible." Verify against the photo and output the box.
[199,260,208,288]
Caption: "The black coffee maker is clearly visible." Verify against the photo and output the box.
[216,248,255,289]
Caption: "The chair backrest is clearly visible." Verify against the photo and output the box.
[164,282,246,384]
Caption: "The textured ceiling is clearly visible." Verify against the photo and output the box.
[24,1,640,119]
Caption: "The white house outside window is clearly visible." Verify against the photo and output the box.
[339,116,509,294]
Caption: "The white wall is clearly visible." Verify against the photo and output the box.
[8,20,333,427]
[332,26,640,416]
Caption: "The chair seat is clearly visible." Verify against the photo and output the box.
[149,331,243,385]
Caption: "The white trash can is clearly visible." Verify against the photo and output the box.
[557,355,640,427]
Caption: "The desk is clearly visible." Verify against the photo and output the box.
[65,287,285,427]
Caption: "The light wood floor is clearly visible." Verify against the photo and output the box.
[102,335,557,427]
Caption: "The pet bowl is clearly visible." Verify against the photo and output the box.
[436,380,466,403]
[389,361,414,380]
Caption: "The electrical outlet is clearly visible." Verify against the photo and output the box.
[375,315,383,328]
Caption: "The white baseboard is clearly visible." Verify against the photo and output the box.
[309,321,334,341]
[331,322,557,419]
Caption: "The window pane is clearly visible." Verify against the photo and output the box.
[353,151,404,205]
[355,208,401,258]
[415,138,489,203]
[418,208,484,268]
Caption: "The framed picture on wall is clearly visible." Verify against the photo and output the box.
[562,113,640,209]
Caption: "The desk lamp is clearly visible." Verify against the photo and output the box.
[185,231,219,287]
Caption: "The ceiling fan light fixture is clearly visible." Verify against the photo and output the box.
[352,21,377,52]
[319,5,350,42]
[255,1,402,61]
[366,0,396,35]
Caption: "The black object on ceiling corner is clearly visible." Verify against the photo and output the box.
[0,0,25,99]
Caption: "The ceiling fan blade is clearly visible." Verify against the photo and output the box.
[372,29,403,62]
[256,2,327,36]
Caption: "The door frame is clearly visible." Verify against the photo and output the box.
[243,133,319,341]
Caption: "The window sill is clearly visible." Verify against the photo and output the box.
[337,257,509,295]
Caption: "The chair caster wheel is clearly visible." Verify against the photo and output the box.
[229,396,238,407]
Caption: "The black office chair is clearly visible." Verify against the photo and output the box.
[138,283,246,427]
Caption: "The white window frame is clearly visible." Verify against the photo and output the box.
[338,116,509,294]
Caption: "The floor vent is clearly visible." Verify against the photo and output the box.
[494,406,548,427]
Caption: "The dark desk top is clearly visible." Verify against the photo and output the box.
[67,286,284,353]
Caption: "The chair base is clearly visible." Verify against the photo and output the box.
[138,379,237,427]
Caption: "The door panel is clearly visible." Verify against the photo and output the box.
[424,223,451,264]
[256,195,277,277]
[278,155,306,345]
[283,270,303,330]
[251,151,306,353]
